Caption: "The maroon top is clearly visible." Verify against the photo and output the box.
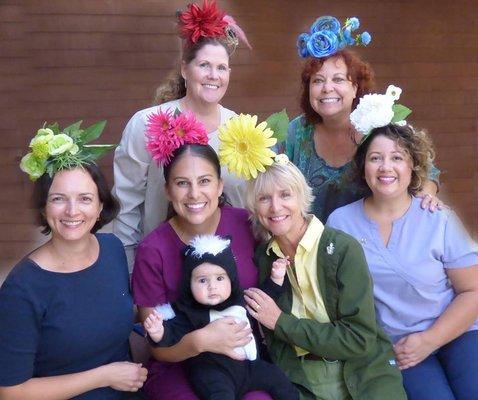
[131,206,271,400]
[132,206,258,306]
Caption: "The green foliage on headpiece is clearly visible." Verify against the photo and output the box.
[20,120,115,181]
[266,109,289,144]
[391,104,412,123]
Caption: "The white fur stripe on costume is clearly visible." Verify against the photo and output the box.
[154,303,176,320]
[189,234,230,257]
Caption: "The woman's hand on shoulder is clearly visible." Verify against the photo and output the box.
[416,180,446,212]
[98,361,147,392]
[417,192,446,212]
[244,288,282,330]
[197,317,252,360]
[393,331,439,370]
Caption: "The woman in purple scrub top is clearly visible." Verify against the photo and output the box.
[327,122,478,400]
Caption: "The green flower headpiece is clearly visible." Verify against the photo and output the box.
[20,120,115,181]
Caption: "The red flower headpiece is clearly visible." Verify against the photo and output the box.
[178,0,252,50]
[179,0,227,44]
[146,109,209,166]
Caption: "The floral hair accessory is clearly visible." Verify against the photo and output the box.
[218,110,289,180]
[178,0,252,51]
[350,85,412,136]
[274,153,290,166]
[297,16,371,59]
[20,120,114,181]
[146,108,209,166]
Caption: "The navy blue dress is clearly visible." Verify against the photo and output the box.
[0,233,134,399]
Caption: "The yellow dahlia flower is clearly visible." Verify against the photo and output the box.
[218,114,277,180]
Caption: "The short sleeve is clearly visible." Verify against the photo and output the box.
[442,210,478,268]
[131,240,167,307]
[0,276,41,386]
[427,163,441,186]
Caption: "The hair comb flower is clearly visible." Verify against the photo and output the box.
[350,85,412,136]
[274,153,291,166]
[146,108,209,166]
[297,16,371,59]
[218,110,289,180]
[20,120,115,181]
[177,0,252,51]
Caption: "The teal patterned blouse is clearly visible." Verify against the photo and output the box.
[282,116,440,223]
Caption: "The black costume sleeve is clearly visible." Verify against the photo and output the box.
[148,312,194,347]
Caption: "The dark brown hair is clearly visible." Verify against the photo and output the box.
[300,49,376,126]
[354,124,435,195]
[33,163,119,235]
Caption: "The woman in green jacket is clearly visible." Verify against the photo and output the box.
[243,158,406,400]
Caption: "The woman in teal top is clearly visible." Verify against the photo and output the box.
[283,18,441,222]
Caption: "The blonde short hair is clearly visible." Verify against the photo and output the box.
[245,162,314,241]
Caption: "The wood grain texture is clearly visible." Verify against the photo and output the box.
[0,0,476,275]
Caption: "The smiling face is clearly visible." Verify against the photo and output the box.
[255,183,304,240]
[165,152,224,229]
[309,56,358,121]
[45,168,103,242]
[181,43,230,105]
[190,262,231,306]
[364,135,413,200]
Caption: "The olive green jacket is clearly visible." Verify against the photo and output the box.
[255,227,407,400]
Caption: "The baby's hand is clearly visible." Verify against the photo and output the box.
[271,257,289,286]
[144,310,164,343]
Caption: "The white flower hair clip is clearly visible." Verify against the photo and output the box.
[274,153,290,165]
[350,85,412,136]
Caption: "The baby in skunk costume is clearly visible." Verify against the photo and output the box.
[144,234,299,400]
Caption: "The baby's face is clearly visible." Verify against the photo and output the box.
[190,263,232,306]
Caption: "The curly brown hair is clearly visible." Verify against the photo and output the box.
[354,124,435,195]
[299,49,376,126]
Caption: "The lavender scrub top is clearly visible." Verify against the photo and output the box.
[327,197,478,343]
[131,206,272,400]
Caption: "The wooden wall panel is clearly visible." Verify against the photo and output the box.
[1,0,477,277]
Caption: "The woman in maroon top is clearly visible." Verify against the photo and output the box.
[132,143,271,400]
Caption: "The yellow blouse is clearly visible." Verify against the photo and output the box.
[267,215,330,356]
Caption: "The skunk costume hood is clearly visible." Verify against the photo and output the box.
[176,235,244,318]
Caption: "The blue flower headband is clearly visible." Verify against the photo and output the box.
[297,16,371,59]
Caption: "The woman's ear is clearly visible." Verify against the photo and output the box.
[164,183,172,201]
[218,178,224,198]
[180,61,187,81]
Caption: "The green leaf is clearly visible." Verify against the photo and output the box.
[79,120,107,144]
[173,107,181,117]
[265,109,289,143]
[63,120,83,137]
[391,104,412,123]
[47,122,61,135]
[82,144,116,160]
